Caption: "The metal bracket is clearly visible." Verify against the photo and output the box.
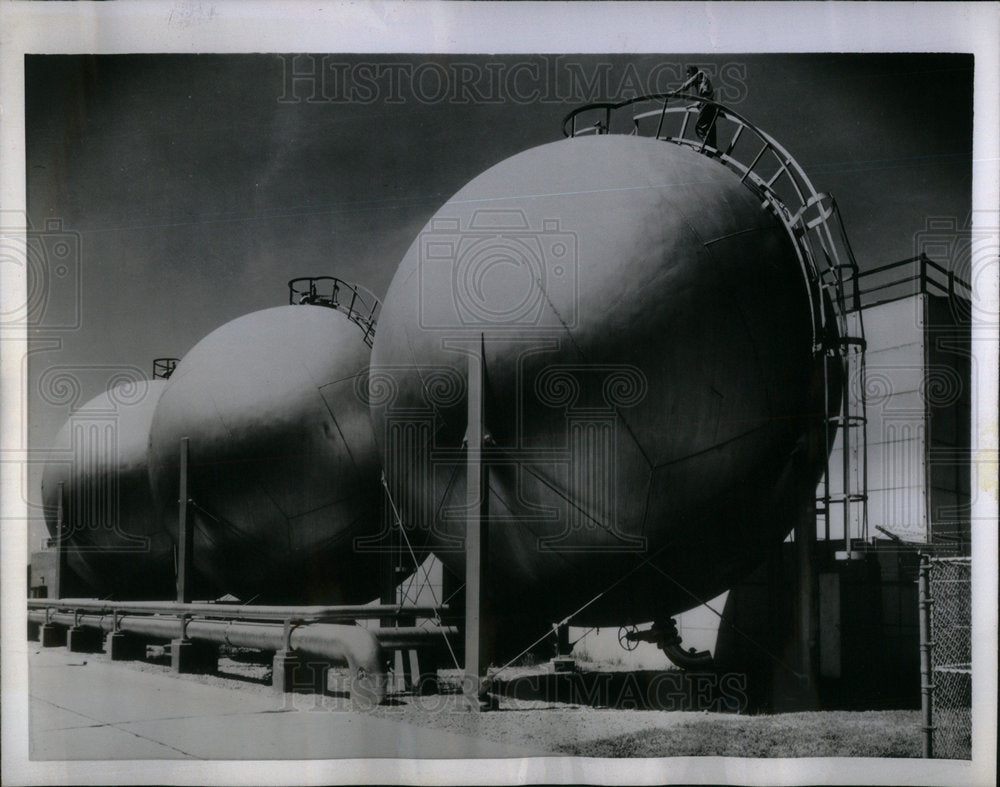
[282,618,302,652]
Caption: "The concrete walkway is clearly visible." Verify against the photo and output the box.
[28,648,552,760]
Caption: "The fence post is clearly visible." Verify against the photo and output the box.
[918,553,934,758]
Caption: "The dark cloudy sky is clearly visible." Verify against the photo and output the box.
[25,52,973,528]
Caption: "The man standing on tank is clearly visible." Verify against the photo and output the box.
[680,65,718,152]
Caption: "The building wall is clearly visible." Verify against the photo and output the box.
[865,294,932,543]
[924,295,972,547]
[818,292,970,547]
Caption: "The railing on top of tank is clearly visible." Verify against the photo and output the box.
[288,276,381,346]
[563,92,863,353]
[564,93,869,559]
[856,254,972,309]
[152,358,179,380]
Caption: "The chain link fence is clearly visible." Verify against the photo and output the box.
[920,556,971,759]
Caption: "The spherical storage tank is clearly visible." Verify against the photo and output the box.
[42,380,175,599]
[148,303,386,604]
[371,134,838,629]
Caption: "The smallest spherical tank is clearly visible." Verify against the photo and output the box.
[147,302,387,604]
[41,379,175,599]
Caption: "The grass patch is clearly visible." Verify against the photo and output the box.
[558,711,922,758]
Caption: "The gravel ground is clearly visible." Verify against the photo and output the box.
[53,647,922,757]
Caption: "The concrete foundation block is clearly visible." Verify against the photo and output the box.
[27,620,41,641]
[67,626,103,653]
[272,650,327,694]
[106,631,145,661]
[170,638,218,674]
[40,624,66,648]
[551,656,576,673]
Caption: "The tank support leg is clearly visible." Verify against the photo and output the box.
[795,499,817,691]
[176,437,193,604]
[552,623,575,672]
[416,652,439,695]
[54,481,67,599]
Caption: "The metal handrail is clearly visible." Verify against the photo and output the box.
[856,254,971,306]
[288,276,381,347]
[563,91,870,551]
[152,357,178,380]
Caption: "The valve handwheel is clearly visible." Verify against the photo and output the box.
[618,624,639,651]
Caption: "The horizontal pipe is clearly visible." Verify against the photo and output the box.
[29,610,387,708]
[30,599,444,622]
[369,626,459,649]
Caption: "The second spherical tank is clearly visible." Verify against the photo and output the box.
[147,303,387,604]
[371,134,837,629]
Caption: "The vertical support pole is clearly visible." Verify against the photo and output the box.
[556,623,571,656]
[55,481,67,599]
[918,554,935,758]
[176,437,193,603]
[794,499,816,692]
[822,338,832,545]
[464,335,489,710]
[842,348,852,557]
[379,513,399,689]
[379,507,398,614]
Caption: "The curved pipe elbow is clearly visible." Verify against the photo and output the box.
[292,623,387,709]
[662,642,714,670]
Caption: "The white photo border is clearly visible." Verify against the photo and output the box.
[1,2,997,785]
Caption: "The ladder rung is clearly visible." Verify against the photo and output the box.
[724,124,744,156]
[824,494,867,504]
[740,142,771,184]
[766,163,789,188]
[829,415,867,425]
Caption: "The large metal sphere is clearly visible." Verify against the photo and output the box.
[41,380,175,599]
[371,135,834,628]
[147,305,385,604]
